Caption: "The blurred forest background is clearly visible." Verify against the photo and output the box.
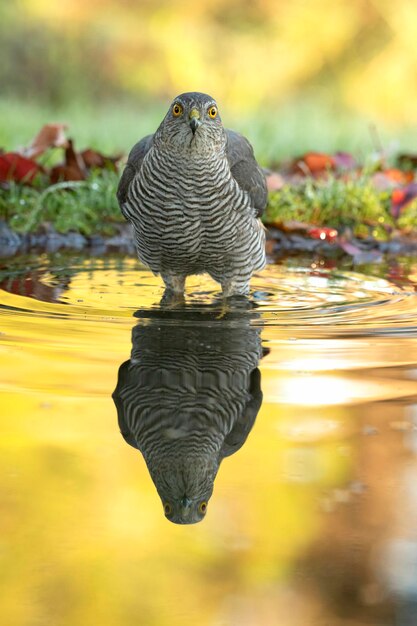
[1,0,417,161]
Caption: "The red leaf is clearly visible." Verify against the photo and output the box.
[292,152,335,176]
[0,152,41,183]
[392,189,406,205]
[307,226,338,241]
[383,168,414,185]
[391,182,417,219]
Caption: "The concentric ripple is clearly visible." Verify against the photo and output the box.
[0,253,416,403]
[0,257,416,337]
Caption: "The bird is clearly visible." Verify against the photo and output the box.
[112,307,265,524]
[117,92,267,297]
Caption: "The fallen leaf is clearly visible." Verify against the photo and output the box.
[24,123,69,159]
[391,182,417,219]
[332,152,357,171]
[371,172,398,191]
[49,139,87,183]
[338,237,382,262]
[276,220,311,232]
[383,168,414,185]
[292,152,335,176]
[49,164,85,183]
[338,239,364,256]
[81,148,121,171]
[265,172,285,192]
[307,226,338,241]
[0,152,42,183]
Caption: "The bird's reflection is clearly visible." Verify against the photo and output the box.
[113,307,265,524]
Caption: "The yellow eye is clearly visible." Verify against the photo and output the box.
[199,501,207,514]
[208,106,217,119]
[164,503,173,516]
[172,103,183,117]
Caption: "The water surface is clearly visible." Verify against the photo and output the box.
[1,253,417,625]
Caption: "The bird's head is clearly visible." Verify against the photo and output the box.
[149,454,218,525]
[156,91,226,154]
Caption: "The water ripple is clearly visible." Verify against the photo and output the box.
[0,258,416,337]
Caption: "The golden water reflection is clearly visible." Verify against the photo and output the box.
[0,255,417,625]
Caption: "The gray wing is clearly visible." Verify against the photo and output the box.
[220,368,263,459]
[117,134,154,213]
[112,361,140,450]
[226,129,268,218]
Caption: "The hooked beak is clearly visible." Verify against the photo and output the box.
[189,109,201,135]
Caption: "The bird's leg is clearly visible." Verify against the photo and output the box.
[160,273,186,308]
[221,278,250,298]
[161,273,186,294]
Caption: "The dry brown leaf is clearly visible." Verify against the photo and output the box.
[49,139,87,183]
[24,123,69,159]
[81,148,121,171]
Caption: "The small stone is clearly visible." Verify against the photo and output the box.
[0,221,21,256]
[64,232,87,250]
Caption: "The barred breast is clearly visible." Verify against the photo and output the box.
[122,146,266,285]
[115,316,263,464]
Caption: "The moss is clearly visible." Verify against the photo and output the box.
[397,198,417,232]
[264,174,399,239]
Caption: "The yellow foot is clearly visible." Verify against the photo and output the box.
[215,299,232,319]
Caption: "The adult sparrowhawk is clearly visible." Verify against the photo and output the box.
[117,92,267,297]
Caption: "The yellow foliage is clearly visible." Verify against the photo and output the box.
[13,0,417,123]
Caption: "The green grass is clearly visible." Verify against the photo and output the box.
[265,174,417,239]
[0,98,166,157]
[2,167,416,240]
[0,170,121,236]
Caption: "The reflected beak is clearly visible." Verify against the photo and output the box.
[180,496,192,518]
[189,109,201,135]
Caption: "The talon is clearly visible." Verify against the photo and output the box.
[215,300,231,319]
